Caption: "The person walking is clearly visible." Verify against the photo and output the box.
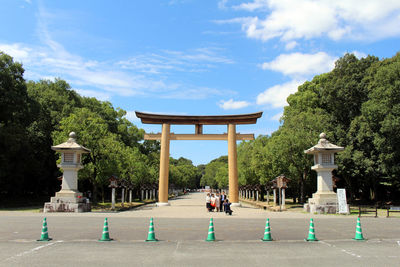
[220,191,226,212]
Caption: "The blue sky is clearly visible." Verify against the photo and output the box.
[2,0,400,165]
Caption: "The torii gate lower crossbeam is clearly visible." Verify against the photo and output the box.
[135,111,263,207]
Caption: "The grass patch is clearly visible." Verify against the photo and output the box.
[0,197,48,212]
[91,200,155,212]
[0,206,42,212]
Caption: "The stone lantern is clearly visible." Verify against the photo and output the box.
[304,133,344,214]
[44,132,91,212]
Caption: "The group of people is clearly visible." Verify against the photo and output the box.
[205,191,233,215]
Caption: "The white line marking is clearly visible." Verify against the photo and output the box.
[5,240,63,262]
[397,241,400,246]
[320,240,361,258]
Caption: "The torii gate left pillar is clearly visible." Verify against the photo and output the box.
[158,123,170,206]
[135,111,263,207]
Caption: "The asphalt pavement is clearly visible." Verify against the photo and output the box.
[0,192,399,266]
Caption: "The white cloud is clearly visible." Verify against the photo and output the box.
[124,111,140,123]
[223,0,400,43]
[118,48,233,74]
[351,50,367,59]
[219,99,251,110]
[284,41,298,50]
[271,112,283,121]
[0,43,31,62]
[256,80,302,108]
[261,52,336,77]
[0,5,231,101]
[218,0,229,9]
[74,89,111,101]
[162,87,228,100]
[233,0,269,12]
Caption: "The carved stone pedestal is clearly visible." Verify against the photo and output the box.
[304,192,338,214]
[44,189,91,212]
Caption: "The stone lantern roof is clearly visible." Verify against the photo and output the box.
[51,132,90,153]
[304,133,344,154]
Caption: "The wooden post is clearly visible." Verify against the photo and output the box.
[158,123,170,206]
[111,188,116,210]
[121,188,125,207]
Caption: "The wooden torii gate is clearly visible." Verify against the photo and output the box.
[135,111,263,206]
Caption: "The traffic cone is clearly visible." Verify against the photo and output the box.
[145,218,158,242]
[352,217,365,241]
[305,218,318,241]
[99,218,112,241]
[37,217,52,241]
[206,218,216,242]
[261,218,273,241]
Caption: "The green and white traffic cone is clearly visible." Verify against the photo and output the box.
[352,217,365,241]
[261,218,273,241]
[37,217,52,241]
[145,218,158,242]
[305,218,318,242]
[206,218,216,242]
[99,218,112,241]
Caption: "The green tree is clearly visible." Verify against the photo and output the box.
[200,156,227,189]
[344,53,400,200]
[53,108,122,201]
[0,52,57,197]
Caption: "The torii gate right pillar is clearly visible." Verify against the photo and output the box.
[228,124,240,206]
[157,123,170,206]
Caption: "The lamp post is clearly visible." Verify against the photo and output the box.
[44,132,91,212]
[304,133,344,214]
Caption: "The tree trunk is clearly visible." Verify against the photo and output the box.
[92,183,98,204]
[300,169,306,204]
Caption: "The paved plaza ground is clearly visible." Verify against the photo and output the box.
[1,192,399,266]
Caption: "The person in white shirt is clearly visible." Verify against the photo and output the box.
[215,193,221,212]
[206,193,211,212]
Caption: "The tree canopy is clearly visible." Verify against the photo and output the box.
[0,51,198,202]
[201,52,400,203]
[2,50,400,204]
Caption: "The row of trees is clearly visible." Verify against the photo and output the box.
[0,52,200,202]
[202,53,400,203]
[2,50,399,204]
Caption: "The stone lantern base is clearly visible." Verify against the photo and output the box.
[304,192,338,214]
[43,190,91,213]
